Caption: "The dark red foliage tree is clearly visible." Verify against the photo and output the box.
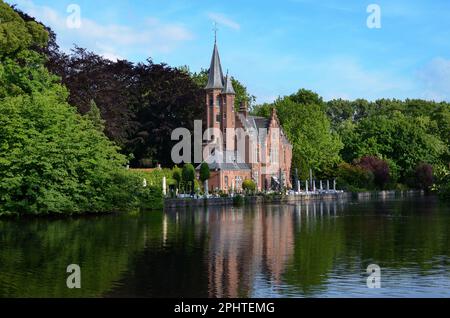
[16,7,205,167]
[356,156,390,189]
[415,163,433,191]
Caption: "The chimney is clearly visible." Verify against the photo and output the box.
[270,107,278,121]
[239,100,248,118]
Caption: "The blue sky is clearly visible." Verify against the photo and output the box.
[7,0,450,103]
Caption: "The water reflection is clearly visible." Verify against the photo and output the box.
[1,196,450,298]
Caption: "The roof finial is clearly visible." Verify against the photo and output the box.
[213,22,218,44]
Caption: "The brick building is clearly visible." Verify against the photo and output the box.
[198,40,293,192]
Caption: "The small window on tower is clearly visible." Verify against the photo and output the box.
[209,96,213,107]
[216,113,221,122]
[216,96,221,107]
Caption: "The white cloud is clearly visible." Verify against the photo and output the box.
[11,0,193,59]
[417,57,450,101]
[207,12,240,31]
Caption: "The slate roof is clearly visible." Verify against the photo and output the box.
[205,43,224,89]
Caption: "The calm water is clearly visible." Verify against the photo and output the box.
[1,196,450,298]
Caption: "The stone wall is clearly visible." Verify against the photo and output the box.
[164,190,424,209]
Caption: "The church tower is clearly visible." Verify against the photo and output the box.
[205,39,236,152]
[205,41,224,132]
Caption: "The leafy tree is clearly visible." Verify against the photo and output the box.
[356,156,390,189]
[251,103,273,118]
[0,1,157,215]
[172,165,182,189]
[199,162,210,183]
[414,163,433,191]
[85,100,105,132]
[336,163,374,191]
[339,112,447,180]
[273,97,343,179]
[182,164,196,194]
[289,89,324,109]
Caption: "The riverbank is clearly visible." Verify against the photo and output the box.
[164,190,424,209]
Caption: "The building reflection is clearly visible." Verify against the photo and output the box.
[204,200,341,297]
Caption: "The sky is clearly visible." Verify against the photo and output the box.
[6,0,450,104]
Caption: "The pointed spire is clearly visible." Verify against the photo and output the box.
[223,72,235,94]
[205,42,224,90]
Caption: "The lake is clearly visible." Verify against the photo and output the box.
[1,195,450,298]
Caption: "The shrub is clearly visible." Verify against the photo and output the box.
[414,163,433,191]
[182,164,196,193]
[242,179,256,194]
[356,156,390,189]
[336,162,374,191]
[233,194,244,206]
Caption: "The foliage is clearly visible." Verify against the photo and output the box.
[413,163,434,191]
[338,112,447,180]
[85,100,105,132]
[356,156,390,189]
[434,166,450,200]
[44,48,205,167]
[233,194,244,206]
[265,91,343,179]
[336,163,374,192]
[172,165,182,189]
[0,2,161,215]
[182,164,196,193]
[199,162,210,182]
[242,179,256,194]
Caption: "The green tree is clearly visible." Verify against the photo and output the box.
[339,112,447,180]
[85,99,105,132]
[199,162,210,193]
[0,1,157,215]
[182,164,196,194]
[273,97,343,179]
[172,165,182,190]
[199,162,210,182]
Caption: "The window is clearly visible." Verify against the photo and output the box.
[225,176,229,189]
[253,172,259,187]
[253,145,258,163]
[216,96,221,107]
[235,176,243,189]
[270,146,279,164]
[209,96,214,107]
[216,113,221,123]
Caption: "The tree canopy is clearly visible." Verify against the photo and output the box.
[0,1,160,215]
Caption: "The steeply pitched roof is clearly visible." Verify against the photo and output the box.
[222,75,235,94]
[196,150,251,171]
[205,43,224,89]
